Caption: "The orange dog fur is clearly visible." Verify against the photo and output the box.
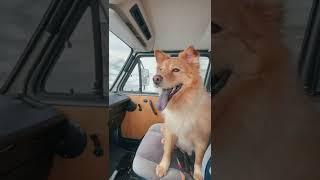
[153,46,211,180]
[213,0,320,179]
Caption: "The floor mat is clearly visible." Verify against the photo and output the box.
[111,152,141,180]
[109,142,129,174]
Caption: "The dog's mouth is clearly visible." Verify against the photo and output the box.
[156,83,183,111]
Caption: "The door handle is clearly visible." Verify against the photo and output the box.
[149,100,157,115]
[137,104,142,111]
[90,134,104,157]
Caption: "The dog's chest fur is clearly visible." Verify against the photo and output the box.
[163,94,205,155]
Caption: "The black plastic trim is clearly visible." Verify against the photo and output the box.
[129,4,151,40]
[91,0,104,96]
[298,0,320,95]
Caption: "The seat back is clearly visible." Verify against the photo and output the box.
[202,144,212,180]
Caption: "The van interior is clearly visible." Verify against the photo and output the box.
[108,0,319,179]
[0,0,319,180]
[108,0,211,179]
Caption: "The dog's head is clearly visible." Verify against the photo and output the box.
[212,0,286,75]
[153,46,202,111]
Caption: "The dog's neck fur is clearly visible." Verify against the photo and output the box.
[167,78,205,110]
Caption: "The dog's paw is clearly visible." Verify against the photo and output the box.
[193,172,203,180]
[193,167,203,180]
[156,163,168,177]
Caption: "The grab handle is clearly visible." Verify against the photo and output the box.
[149,100,157,115]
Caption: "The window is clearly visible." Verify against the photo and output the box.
[140,57,157,93]
[109,31,131,90]
[45,7,96,94]
[199,56,210,81]
[122,55,210,94]
[123,65,140,92]
[0,0,51,89]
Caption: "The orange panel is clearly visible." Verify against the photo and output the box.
[48,106,108,180]
[121,95,164,139]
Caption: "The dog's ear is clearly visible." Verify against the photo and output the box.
[154,50,170,63]
[179,46,200,64]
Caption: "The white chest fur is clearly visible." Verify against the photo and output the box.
[163,104,198,155]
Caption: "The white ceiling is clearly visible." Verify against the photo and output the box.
[110,0,211,51]
[141,0,211,50]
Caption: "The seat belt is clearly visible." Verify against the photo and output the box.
[175,149,194,175]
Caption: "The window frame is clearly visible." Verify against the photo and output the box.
[122,59,142,93]
[299,0,320,96]
[40,1,102,96]
[117,50,211,95]
[26,0,107,106]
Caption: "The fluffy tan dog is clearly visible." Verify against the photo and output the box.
[153,46,211,180]
[212,0,320,179]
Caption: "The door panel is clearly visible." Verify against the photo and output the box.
[121,95,163,139]
[48,106,108,180]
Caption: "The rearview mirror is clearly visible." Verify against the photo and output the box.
[141,68,150,86]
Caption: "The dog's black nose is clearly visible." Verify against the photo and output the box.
[153,75,163,85]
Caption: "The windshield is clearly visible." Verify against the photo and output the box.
[109,31,132,90]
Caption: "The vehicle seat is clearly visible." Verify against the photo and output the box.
[132,123,212,180]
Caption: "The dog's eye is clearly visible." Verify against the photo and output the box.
[172,68,180,72]
[212,22,222,34]
[159,68,163,71]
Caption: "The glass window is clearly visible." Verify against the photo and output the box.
[0,0,51,89]
[122,55,210,94]
[123,65,139,92]
[45,8,95,94]
[140,57,157,93]
[109,31,131,90]
[199,56,210,81]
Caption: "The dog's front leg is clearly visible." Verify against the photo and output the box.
[193,143,207,180]
[156,127,176,177]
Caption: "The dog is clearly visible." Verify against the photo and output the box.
[153,46,211,180]
[212,0,320,179]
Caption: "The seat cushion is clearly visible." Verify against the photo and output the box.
[132,123,193,180]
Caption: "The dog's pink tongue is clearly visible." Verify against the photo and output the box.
[157,89,171,111]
